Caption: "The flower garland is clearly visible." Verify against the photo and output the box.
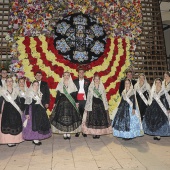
[17,35,130,114]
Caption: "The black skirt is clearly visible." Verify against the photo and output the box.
[29,102,51,135]
[86,97,111,129]
[1,100,22,135]
[144,99,168,132]
[50,94,82,132]
[112,98,130,132]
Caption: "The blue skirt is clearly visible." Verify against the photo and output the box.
[112,107,143,139]
[143,118,170,136]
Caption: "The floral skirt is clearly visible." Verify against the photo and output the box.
[112,107,143,139]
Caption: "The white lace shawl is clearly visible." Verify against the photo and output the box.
[25,84,43,105]
[149,79,170,106]
[56,74,77,94]
[0,86,19,101]
[85,79,108,111]
[15,82,28,99]
[0,86,23,115]
[162,80,170,93]
[122,84,135,102]
[134,75,151,94]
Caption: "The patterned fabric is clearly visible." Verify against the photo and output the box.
[85,78,108,111]
[112,94,143,139]
[54,13,106,64]
[82,96,112,135]
[50,93,82,133]
[86,97,111,129]
[112,97,131,132]
[56,74,78,94]
[63,85,79,113]
[143,94,170,136]
[143,121,170,136]
[113,106,143,138]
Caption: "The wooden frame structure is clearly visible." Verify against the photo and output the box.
[133,0,168,82]
[0,0,10,68]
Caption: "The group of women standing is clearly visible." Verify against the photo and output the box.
[0,71,170,147]
[0,77,51,147]
[112,72,170,140]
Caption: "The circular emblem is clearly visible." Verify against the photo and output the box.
[54,13,107,64]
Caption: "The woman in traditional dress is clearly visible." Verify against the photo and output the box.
[50,72,82,140]
[82,74,112,139]
[112,78,143,140]
[143,78,170,140]
[0,76,23,147]
[17,77,27,111]
[163,71,170,95]
[22,80,51,145]
[134,73,150,121]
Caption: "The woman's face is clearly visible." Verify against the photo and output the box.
[6,78,13,87]
[94,76,100,85]
[19,79,25,87]
[164,73,170,81]
[32,82,39,91]
[155,80,162,88]
[139,75,145,84]
[63,73,70,81]
[125,80,131,89]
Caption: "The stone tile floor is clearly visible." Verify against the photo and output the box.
[0,134,170,170]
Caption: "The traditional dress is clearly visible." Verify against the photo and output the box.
[112,86,143,139]
[143,80,170,136]
[17,84,28,112]
[22,86,51,140]
[119,79,137,96]
[134,75,150,121]
[163,80,170,95]
[82,79,112,135]
[0,87,23,144]
[50,75,82,134]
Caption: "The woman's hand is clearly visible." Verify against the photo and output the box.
[45,104,49,109]
[76,103,79,108]
[132,109,135,115]
[167,110,170,114]
[26,115,30,119]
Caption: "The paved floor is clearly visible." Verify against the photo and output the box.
[0,134,170,170]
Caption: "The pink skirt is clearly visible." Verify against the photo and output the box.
[82,111,112,135]
[0,115,23,144]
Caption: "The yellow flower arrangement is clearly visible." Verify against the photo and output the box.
[17,35,131,114]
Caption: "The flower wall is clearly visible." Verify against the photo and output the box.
[7,0,142,115]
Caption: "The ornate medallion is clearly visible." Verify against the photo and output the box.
[54,13,107,64]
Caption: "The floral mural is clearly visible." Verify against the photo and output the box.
[6,0,142,115]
